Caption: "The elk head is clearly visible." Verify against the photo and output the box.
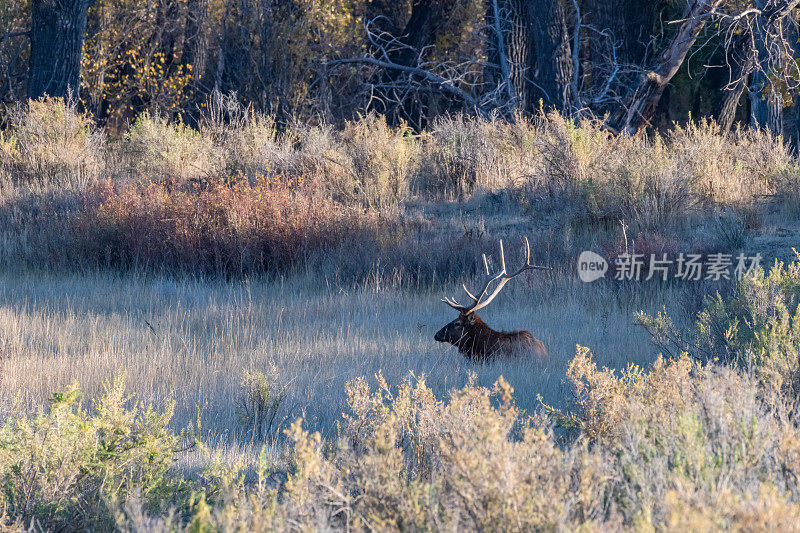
[434,238,550,361]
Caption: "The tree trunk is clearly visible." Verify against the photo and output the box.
[784,16,800,152]
[484,0,532,112]
[179,0,208,124]
[583,0,654,114]
[484,0,500,95]
[390,0,458,67]
[714,31,754,131]
[621,0,721,133]
[529,0,573,112]
[28,0,91,99]
[748,1,785,135]
[259,0,273,113]
[508,0,534,111]
[749,70,783,135]
[586,0,654,66]
[382,0,456,127]
[183,0,208,86]
[361,0,402,36]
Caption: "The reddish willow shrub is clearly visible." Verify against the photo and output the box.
[0,174,492,281]
[73,175,380,276]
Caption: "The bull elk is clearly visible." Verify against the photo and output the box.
[434,238,549,361]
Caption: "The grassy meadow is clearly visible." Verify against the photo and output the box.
[1,97,800,530]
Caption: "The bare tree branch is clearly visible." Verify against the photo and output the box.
[491,0,516,106]
[323,56,489,119]
[0,30,30,44]
[621,0,724,133]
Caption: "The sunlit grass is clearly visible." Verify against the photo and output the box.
[0,269,667,463]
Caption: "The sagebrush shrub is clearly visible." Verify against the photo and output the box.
[121,111,215,186]
[0,375,187,531]
[199,91,292,179]
[557,347,800,528]
[1,101,795,279]
[638,252,800,396]
[3,347,800,531]
[2,97,104,186]
[236,365,288,442]
[336,114,418,208]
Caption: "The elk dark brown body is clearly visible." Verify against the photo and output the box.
[434,238,550,362]
[434,312,547,362]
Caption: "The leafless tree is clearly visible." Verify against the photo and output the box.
[323,0,800,135]
[324,18,495,126]
[619,0,725,133]
[620,0,800,134]
[324,2,573,124]
[724,0,800,134]
[0,28,29,106]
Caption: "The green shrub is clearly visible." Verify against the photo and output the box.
[0,375,188,530]
[638,251,800,396]
[2,97,104,186]
[121,111,215,186]
[4,349,800,530]
[236,365,288,442]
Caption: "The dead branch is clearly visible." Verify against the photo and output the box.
[324,56,489,119]
[0,30,30,44]
[621,0,724,133]
[491,0,516,106]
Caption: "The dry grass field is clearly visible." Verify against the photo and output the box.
[0,266,666,459]
[2,98,800,530]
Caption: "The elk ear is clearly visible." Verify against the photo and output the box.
[463,312,477,324]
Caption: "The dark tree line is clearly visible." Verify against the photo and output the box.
[2,0,800,140]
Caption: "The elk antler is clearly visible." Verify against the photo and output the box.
[442,237,551,315]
